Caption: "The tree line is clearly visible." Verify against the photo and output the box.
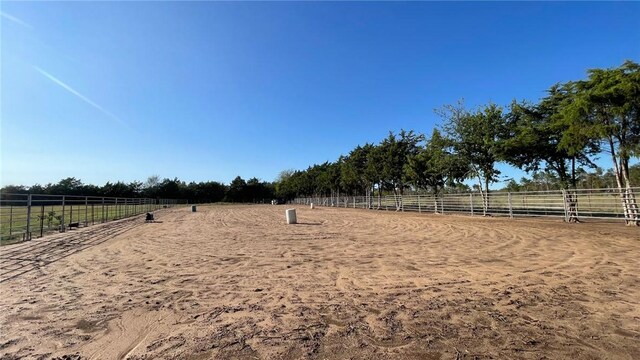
[0,175,274,204]
[275,61,639,224]
[3,163,636,205]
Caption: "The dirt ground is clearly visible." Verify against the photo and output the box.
[0,205,639,359]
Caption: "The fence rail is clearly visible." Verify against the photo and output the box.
[0,193,186,243]
[293,188,639,224]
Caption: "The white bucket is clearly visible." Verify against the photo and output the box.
[286,209,297,224]
[310,203,315,209]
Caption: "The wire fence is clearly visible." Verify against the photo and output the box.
[0,193,187,244]
[293,188,639,223]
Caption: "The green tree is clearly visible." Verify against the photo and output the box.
[155,178,183,199]
[197,181,227,203]
[143,175,161,197]
[562,60,640,225]
[49,177,84,195]
[364,144,385,208]
[405,129,466,196]
[379,130,424,210]
[0,185,28,194]
[340,145,372,196]
[440,101,504,214]
[500,85,597,189]
[326,160,343,205]
[226,176,247,202]
[275,169,297,200]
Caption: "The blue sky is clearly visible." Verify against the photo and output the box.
[1,2,639,188]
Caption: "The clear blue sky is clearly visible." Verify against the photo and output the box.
[1,2,639,188]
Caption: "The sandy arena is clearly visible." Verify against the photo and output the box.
[0,205,639,359]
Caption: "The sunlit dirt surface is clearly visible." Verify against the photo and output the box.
[1,205,639,359]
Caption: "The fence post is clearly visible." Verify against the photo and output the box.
[470,193,474,216]
[418,195,421,213]
[61,196,66,232]
[508,192,513,218]
[26,194,32,240]
[40,205,45,237]
[9,205,13,237]
[561,190,569,222]
[440,197,444,215]
[85,197,88,226]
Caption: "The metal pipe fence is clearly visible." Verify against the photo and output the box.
[293,188,639,223]
[0,193,186,243]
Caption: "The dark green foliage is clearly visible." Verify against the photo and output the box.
[562,61,639,186]
[405,129,467,195]
[341,144,373,195]
[379,130,425,196]
[560,61,640,224]
[437,101,504,213]
[499,84,597,189]
[224,176,273,203]
[0,176,262,204]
